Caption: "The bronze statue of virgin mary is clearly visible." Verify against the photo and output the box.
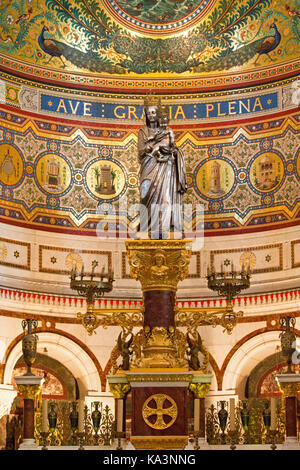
[137,97,187,238]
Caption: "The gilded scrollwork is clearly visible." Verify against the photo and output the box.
[175,307,243,335]
[77,308,143,336]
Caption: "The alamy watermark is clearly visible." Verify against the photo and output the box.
[292,340,300,366]
[96,198,205,250]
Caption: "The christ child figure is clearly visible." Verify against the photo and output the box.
[149,106,176,162]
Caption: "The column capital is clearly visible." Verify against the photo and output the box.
[275,374,300,397]
[109,383,131,399]
[15,375,44,400]
[189,382,211,398]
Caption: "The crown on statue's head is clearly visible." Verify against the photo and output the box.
[143,94,161,108]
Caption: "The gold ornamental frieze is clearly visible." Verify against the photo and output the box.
[125,240,192,292]
[130,435,188,450]
[126,373,193,383]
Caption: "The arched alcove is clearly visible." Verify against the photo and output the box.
[222,331,300,398]
[3,331,102,396]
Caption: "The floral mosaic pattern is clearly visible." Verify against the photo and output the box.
[0,112,299,233]
[0,0,299,75]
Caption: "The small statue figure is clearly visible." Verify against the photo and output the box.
[150,250,169,279]
[117,332,133,370]
[186,332,203,370]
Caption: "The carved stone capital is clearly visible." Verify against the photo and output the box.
[126,239,192,292]
[189,382,211,398]
[108,382,131,399]
[16,384,42,400]
[277,381,300,397]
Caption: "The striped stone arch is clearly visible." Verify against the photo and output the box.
[221,329,300,396]
[3,329,102,396]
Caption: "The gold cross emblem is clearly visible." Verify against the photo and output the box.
[142,393,178,430]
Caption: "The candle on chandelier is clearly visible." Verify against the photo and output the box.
[229,398,235,430]
[270,397,277,430]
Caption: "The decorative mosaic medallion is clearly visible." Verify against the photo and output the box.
[240,252,256,270]
[103,0,215,34]
[0,242,8,262]
[0,144,24,187]
[195,158,235,200]
[249,152,284,193]
[35,154,72,195]
[85,159,126,201]
[65,252,83,271]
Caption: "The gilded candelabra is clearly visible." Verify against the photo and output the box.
[70,264,114,334]
[207,262,250,312]
[70,264,114,304]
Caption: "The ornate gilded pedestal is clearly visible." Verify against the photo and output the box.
[108,239,213,450]
[126,239,192,370]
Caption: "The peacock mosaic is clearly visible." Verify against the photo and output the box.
[0,0,299,82]
[0,104,299,236]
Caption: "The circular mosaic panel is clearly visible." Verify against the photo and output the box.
[195,158,235,200]
[0,144,24,187]
[85,159,126,201]
[103,0,216,34]
[35,154,72,195]
[249,152,285,193]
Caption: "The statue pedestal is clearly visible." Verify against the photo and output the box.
[129,371,213,450]
[128,370,191,450]
[108,239,212,449]
[108,371,213,450]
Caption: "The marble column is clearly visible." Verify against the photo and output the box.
[107,376,131,442]
[189,375,213,448]
[276,373,300,448]
[14,375,44,450]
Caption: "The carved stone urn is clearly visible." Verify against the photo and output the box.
[21,319,38,376]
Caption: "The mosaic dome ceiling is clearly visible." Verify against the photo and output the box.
[0,0,299,91]
[0,0,299,240]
